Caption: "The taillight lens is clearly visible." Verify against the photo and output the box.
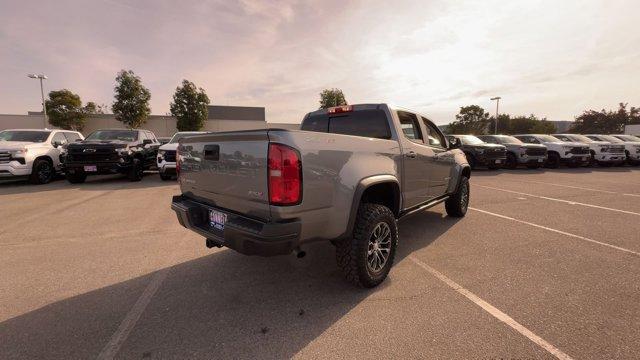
[268,143,301,206]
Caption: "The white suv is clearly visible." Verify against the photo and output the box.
[0,129,84,184]
[553,134,625,166]
[588,134,640,165]
[157,131,206,180]
[514,134,590,168]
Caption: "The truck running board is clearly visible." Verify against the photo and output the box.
[399,195,450,220]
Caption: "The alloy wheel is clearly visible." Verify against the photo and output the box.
[367,222,392,273]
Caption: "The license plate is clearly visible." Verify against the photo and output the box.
[209,209,227,231]
[84,165,97,172]
[495,159,502,164]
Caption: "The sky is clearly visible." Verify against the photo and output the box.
[1,0,639,125]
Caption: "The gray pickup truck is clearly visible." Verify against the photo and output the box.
[171,104,471,287]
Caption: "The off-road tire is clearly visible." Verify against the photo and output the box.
[546,153,560,168]
[127,158,144,182]
[335,203,398,288]
[66,171,87,184]
[29,159,54,184]
[445,176,470,218]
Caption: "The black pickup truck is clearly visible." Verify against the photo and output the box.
[64,129,160,183]
[446,135,507,169]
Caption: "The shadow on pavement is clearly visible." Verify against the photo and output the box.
[0,209,460,359]
[0,172,174,196]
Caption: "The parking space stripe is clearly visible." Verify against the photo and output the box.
[408,255,574,360]
[476,185,640,217]
[469,207,640,257]
[97,268,170,360]
[510,180,619,194]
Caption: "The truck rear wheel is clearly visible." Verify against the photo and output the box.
[336,203,398,288]
[445,176,469,217]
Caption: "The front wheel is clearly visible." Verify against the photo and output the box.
[127,159,144,182]
[445,176,470,217]
[505,153,517,169]
[546,153,560,168]
[29,159,55,184]
[336,203,398,288]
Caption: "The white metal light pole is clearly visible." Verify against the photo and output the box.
[490,96,501,134]
[28,74,48,128]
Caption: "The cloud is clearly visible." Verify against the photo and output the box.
[1,0,639,124]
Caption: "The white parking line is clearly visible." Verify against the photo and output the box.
[408,255,574,360]
[515,180,618,194]
[476,185,640,217]
[469,207,640,257]
[97,268,170,360]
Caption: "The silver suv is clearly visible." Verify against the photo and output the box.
[0,129,84,184]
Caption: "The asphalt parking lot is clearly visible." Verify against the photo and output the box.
[1,167,639,359]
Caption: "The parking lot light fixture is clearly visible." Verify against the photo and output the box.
[27,73,49,128]
[490,96,501,134]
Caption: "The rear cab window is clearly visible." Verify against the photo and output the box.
[301,109,391,139]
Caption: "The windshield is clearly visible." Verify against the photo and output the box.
[566,134,594,143]
[86,130,138,141]
[614,134,640,142]
[495,135,523,144]
[457,135,484,145]
[537,135,562,142]
[592,135,623,143]
[0,130,50,142]
[169,132,205,143]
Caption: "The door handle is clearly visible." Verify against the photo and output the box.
[406,151,417,158]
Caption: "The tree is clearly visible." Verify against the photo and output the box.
[448,105,491,135]
[83,101,107,114]
[319,88,347,109]
[45,89,87,131]
[570,103,640,133]
[170,80,210,131]
[490,114,556,134]
[112,70,151,128]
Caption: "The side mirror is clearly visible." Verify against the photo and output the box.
[448,138,461,149]
[142,139,153,146]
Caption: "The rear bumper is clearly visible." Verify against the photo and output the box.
[157,159,176,174]
[171,195,301,256]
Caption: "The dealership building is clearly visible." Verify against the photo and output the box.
[0,105,299,137]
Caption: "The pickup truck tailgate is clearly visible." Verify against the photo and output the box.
[179,130,271,221]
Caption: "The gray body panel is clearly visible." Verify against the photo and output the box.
[178,103,469,248]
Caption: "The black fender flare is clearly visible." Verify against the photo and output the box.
[339,175,401,240]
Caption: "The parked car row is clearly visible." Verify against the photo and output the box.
[444,133,640,170]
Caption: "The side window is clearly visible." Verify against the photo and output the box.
[397,111,423,143]
[51,132,68,146]
[555,135,569,142]
[482,137,498,144]
[586,135,599,141]
[63,132,81,142]
[421,117,445,148]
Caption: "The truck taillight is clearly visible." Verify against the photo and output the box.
[327,105,353,114]
[268,143,301,206]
